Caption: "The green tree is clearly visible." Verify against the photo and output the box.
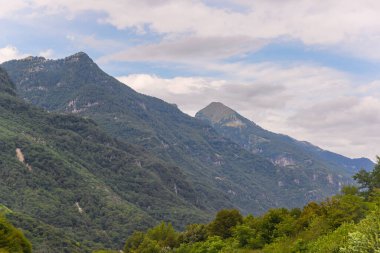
[124,231,145,253]
[146,222,178,249]
[179,224,208,244]
[208,209,243,239]
[232,224,257,248]
[354,156,380,197]
[340,209,380,253]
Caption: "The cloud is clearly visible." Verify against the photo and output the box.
[15,0,380,60]
[66,34,125,52]
[0,46,28,63]
[39,49,54,58]
[2,0,380,159]
[100,36,267,63]
[0,0,29,18]
[118,63,380,160]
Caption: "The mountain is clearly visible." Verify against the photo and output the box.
[0,67,212,252]
[2,53,355,216]
[196,102,374,176]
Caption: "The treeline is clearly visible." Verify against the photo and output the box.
[117,158,380,253]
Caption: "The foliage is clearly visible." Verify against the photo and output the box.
[0,215,31,253]
[354,156,380,197]
[208,209,243,239]
[1,54,379,253]
[0,67,209,252]
[119,159,380,253]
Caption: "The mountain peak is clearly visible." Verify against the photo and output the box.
[196,102,239,124]
[64,52,93,63]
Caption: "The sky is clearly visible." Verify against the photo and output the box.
[1,0,380,160]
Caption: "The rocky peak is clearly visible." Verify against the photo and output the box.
[64,52,93,63]
[196,102,241,124]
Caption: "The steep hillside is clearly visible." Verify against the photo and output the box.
[196,102,373,176]
[0,67,210,252]
[0,214,31,253]
[2,53,353,214]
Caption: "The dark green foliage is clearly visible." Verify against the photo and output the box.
[208,209,243,239]
[0,215,31,253]
[354,156,380,197]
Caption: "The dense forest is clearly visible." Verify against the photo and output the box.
[105,158,380,253]
[1,159,380,253]
[4,158,378,252]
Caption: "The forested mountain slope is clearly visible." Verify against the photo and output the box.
[1,53,355,214]
[0,67,210,252]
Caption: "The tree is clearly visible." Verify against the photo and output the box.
[354,156,380,197]
[179,224,208,244]
[232,224,257,248]
[124,231,145,253]
[146,222,178,249]
[340,209,380,253]
[208,209,243,239]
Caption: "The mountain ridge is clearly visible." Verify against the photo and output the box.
[196,101,374,174]
[1,52,359,216]
[0,66,214,252]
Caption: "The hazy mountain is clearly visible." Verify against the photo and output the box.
[0,67,212,252]
[2,53,354,217]
[196,102,374,176]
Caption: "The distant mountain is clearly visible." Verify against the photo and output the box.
[196,102,374,176]
[0,67,212,252]
[2,53,356,218]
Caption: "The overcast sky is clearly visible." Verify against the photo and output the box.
[1,0,380,160]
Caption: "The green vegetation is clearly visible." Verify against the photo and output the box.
[118,159,380,252]
[1,54,378,252]
[1,53,364,215]
[0,215,31,253]
[0,67,210,252]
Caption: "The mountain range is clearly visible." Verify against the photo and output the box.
[196,102,373,176]
[0,53,374,252]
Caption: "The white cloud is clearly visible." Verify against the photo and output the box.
[0,46,28,63]
[2,0,380,159]
[100,36,267,63]
[39,49,54,58]
[0,0,29,18]
[118,63,380,160]
[15,0,380,60]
